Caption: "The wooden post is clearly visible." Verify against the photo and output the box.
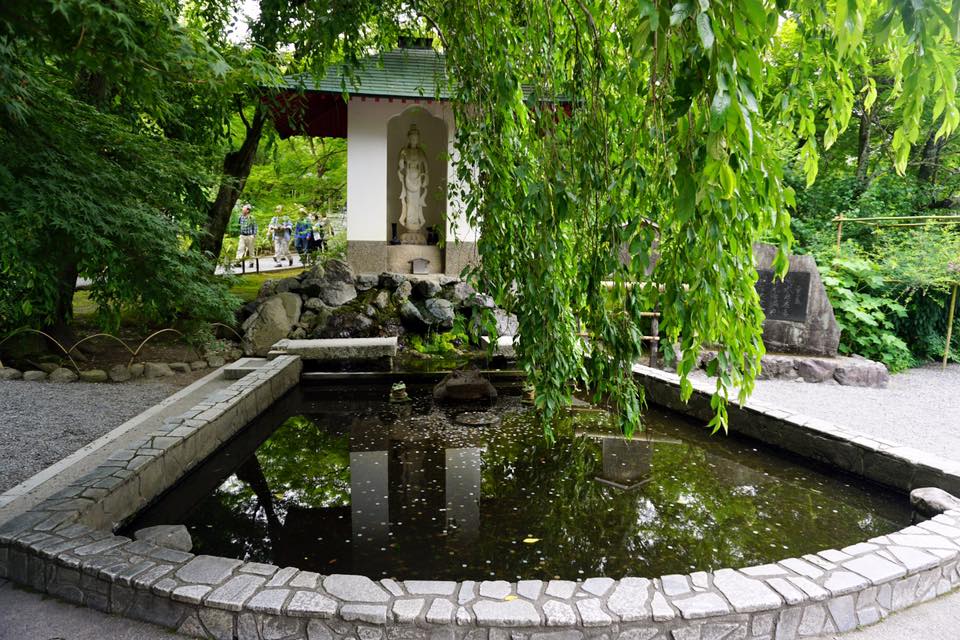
[649,305,660,368]
[944,283,958,369]
[836,214,844,256]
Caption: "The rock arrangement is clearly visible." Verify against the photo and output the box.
[698,351,890,388]
[239,259,517,357]
[0,352,239,384]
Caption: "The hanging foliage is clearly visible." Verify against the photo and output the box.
[417,0,960,434]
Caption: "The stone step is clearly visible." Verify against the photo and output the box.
[222,357,269,380]
[268,337,398,361]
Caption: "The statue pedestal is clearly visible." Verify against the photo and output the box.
[387,244,442,274]
[400,231,428,244]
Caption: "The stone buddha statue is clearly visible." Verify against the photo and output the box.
[397,124,429,244]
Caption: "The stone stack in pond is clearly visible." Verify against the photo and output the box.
[238,259,517,357]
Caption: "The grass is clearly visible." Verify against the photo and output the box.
[73,290,98,319]
[228,268,305,303]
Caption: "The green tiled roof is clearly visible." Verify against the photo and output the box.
[282,47,450,100]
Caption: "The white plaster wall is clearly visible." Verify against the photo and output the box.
[346,98,477,243]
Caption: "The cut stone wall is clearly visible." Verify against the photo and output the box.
[633,364,960,496]
[2,359,960,640]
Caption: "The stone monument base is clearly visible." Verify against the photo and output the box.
[387,244,442,274]
[400,232,427,244]
[698,350,890,388]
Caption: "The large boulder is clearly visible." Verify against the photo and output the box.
[320,281,357,307]
[298,259,357,306]
[299,278,326,297]
[355,274,379,292]
[303,297,327,312]
[373,290,391,310]
[392,280,413,303]
[446,281,476,306]
[415,279,442,299]
[834,360,889,388]
[316,258,354,284]
[399,300,429,331]
[757,355,799,380]
[257,279,280,300]
[22,370,47,382]
[273,277,302,295]
[316,309,375,338]
[241,292,302,356]
[465,293,496,309]
[379,272,407,290]
[424,298,455,329]
[754,243,841,357]
[797,358,836,383]
[433,369,498,403]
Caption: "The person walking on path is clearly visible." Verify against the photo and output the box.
[312,212,332,253]
[268,205,294,266]
[235,204,258,268]
[294,207,313,262]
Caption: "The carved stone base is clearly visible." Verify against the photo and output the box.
[399,232,427,244]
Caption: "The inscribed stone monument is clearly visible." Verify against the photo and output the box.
[753,243,840,357]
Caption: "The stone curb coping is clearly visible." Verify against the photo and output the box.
[0,365,230,513]
[0,360,958,640]
[631,364,960,497]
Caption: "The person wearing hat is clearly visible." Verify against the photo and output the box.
[268,204,294,266]
[294,206,313,261]
[235,204,258,268]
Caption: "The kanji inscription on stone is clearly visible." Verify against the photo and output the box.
[755,270,810,322]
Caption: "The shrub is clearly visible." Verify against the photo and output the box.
[821,255,915,371]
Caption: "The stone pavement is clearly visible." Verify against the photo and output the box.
[3,365,960,639]
[0,578,181,639]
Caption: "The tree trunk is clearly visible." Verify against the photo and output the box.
[919,127,948,183]
[44,251,80,349]
[198,105,268,261]
[856,106,872,186]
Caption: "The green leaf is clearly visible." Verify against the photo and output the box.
[697,12,715,50]
[710,90,731,131]
[718,163,736,198]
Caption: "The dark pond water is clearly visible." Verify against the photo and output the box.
[124,379,911,580]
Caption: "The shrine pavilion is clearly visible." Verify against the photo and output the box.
[267,38,477,276]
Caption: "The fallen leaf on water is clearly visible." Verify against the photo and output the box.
[522,538,540,544]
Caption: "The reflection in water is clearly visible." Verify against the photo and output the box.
[127,382,911,580]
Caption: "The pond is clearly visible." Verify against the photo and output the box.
[124,378,911,581]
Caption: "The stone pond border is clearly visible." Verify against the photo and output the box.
[2,359,960,640]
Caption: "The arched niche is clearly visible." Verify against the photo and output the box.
[386,107,448,243]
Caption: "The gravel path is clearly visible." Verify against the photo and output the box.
[705,363,960,458]
[0,379,188,493]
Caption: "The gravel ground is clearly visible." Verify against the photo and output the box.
[0,378,189,493]
[697,362,960,458]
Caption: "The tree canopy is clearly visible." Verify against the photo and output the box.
[422,0,960,433]
[2,1,959,434]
